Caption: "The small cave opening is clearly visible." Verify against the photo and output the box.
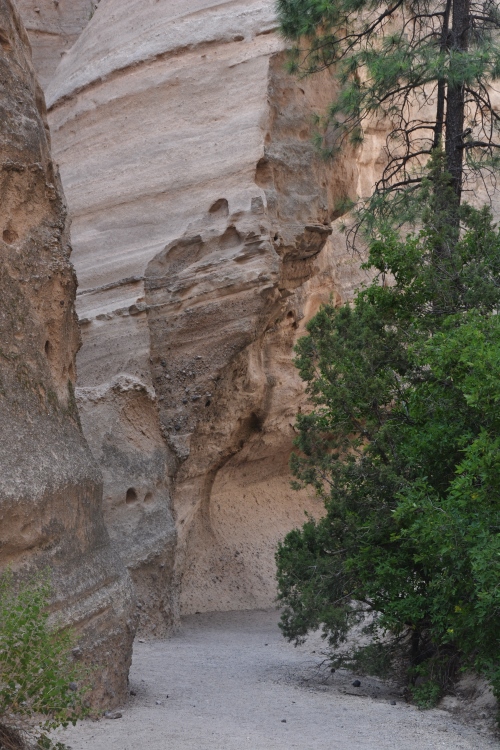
[126,488,138,504]
[208,198,229,217]
[248,411,263,433]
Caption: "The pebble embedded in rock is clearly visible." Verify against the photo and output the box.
[352,680,361,687]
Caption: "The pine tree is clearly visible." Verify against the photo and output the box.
[276,0,500,234]
[275,0,500,709]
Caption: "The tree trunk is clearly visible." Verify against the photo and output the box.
[445,0,470,203]
[433,0,452,149]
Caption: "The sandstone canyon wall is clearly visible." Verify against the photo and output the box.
[16,0,377,623]
[15,0,99,88]
[0,0,135,705]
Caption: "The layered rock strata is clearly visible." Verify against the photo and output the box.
[41,0,374,618]
[0,0,135,704]
[15,0,99,88]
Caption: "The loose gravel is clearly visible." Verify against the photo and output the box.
[57,609,498,749]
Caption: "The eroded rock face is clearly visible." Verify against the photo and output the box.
[14,0,99,88]
[40,0,374,618]
[0,0,135,705]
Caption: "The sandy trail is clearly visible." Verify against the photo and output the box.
[59,610,497,750]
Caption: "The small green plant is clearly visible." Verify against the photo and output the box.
[411,680,442,710]
[0,570,89,750]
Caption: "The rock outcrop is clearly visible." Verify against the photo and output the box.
[15,0,99,88]
[39,0,374,620]
[17,0,376,621]
[0,0,135,705]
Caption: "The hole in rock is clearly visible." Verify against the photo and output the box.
[44,340,51,356]
[3,228,18,244]
[126,488,138,504]
[249,411,263,433]
[208,198,229,217]
[144,492,153,503]
[220,226,241,250]
[255,158,273,188]
[205,399,211,407]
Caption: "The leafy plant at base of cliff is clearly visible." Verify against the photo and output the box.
[276,190,500,708]
[0,570,89,750]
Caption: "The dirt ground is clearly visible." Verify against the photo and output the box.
[58,609,498,750]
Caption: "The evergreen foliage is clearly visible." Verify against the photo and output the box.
[276,0,500,234]
[276,177,500,704]
[0,571,89,750]
[275,0,500,710]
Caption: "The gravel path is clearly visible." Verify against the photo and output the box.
[59,610,497,750]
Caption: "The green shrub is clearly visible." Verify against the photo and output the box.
[276,187,500,710]
[0,570,89,750]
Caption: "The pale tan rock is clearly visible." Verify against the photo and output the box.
[14,0,97,89]
[0,0,135,705]
[44,0,370,617]
[76,375,177,634]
